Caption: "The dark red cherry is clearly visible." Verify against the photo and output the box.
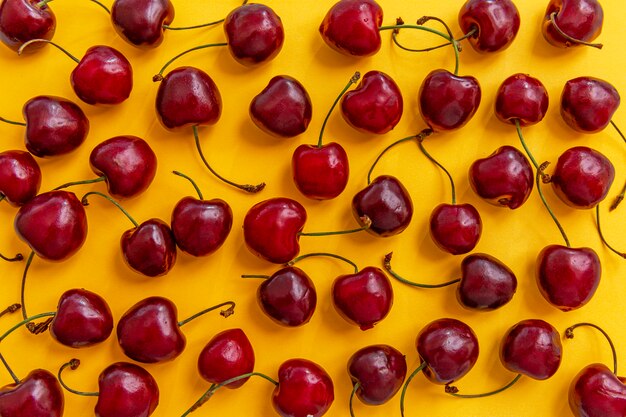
[292,143,349,200]
[0,0,55,52]
[257,266,317,327]
[341,70,403,134]
[197,328,255,389]
[49,288,113,348]
[89,136,157,199]
[458,253,517,310]
[95,362,159,417]
[243,198,306,264]
[500,319,562,380]
[352,175,413,237]
[429,203,482,255]
[272,359,334,417]
[551,146,614,209]
[110,0,174,48]
[569,364,626,417]
[561,77,620,133]
[348,344,407,405]
[14,190,87,261]
[155,66,221,131]
[536,245,601,311]
[23,95,89,158]
[319,0,383,57]
[223,3,284,66]
[250,75,312,138]
[419,69,481,132]
[495,73,549,126]
[542,0,604,48]
[0,150,41,206]
[0,369,64,417]
[121,219,177,277]
[469,145,534,209]
[332,266,393,330]
[458,0,520,53]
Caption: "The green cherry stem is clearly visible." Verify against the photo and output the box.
[610,120,626,144]
[177,301,235,327]
[317,71,361,148]
[180,383,216,416]
[610,180,626,211]
[445,373,523,398]
[0,252,23,262]
[87,0,110,14]
[349,381,361,417]
[240,274,271,279]
[54,176,107,191]
[536,162,570,247]
[0,352,19,384]
[514,119,541,171]
[173,170,204,200]
[164,0,249,30]
[0,304,21,319]
[417,136,456,204]
[20,251,35,321]
[81,191,139,227]
[548,12,603,49]
[287,252,359,274]
[36,0,53,8]
[400,362,427,417]
[383,252,460,288]
[595,204,626,258]
[17,39,80,62]
[0,116,26,127]
[0,312,57,343]
[565,322,618,375]
[153,43,228,81]
[58,359,100,397]
[298,216,372,238]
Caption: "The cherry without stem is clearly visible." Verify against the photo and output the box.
[0,150,41,207]
[0,0,55,52]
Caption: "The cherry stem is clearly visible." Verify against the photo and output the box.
[20,251,34,320]
[0,116,26,127]
[153,43,228,81]
[417,136,456,204]
[548,12,603,49]
[240,274,271,279]
[610,179,626,211]
[173,170,204,200]
[298,216,371,238]
[349,381,360,417]
[0,252,23,262]
[391,21,477,53]
[566,322,618,375]
[514,120,541,172]
[53,176,106,191]
[0,304,21,319]
[17,39,80,62]
[164,0,249,30]
[87,0,110,14]
[0,311,57,343]
[367,129,433,185]
[287,252,359,274]
[400,362,427,417]
[0,195,4,203]
[81,191,139,227]
[193,126,265,193]
[445,373,522,398]
[536,162,570,247]
[383,252,460,288]
[595,204,626,258]
[36,0,53,7]
[177,301,235,327]
[181,383,216,416]
[0,352,19,384]
[610,120,626,144]
[317,71,361,148]
[58,359,100,397]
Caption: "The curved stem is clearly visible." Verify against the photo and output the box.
[536,163,570,247]
[17,39,80,62]
[193,126,265,193]
[0,311,57,342]
[20,251,35,320]
[164,0,248,31]
[610,120,625,144]
[515,120,540,171]
[565,322,618,375]
[180,383,216,417]
[383,252,460,288]
[595,205,626,258]
[153,43,228,81]
[349,381,360,417]
[417,138,455,204]
[54,176,106,191]
[400,362,427,417]
[549,12,603,49]
[445,373,522,398]
[0,304,21,319]
[298,216,371,238]
[0,252,23,262]
[58,359,99,396]
[241,274,270,279]
[318,72,360,148]
[0,352,19,384]
[0,116,26,127]
[173,171,204,200]
[367,130,432,185]
[88,0,110,14]
[610,179,626,211]
[81,191,139,227]
[392,27,476,53]
[177,301,235,327]
[287,252,359,274]
[36,0,53,7]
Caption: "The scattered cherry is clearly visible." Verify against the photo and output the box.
[197,328,255,388]
[0,0,55,52]
[561,76,621,134]
[0,368,64,417]
[542,0,604,49]
[458,0,520,53]
[110,0,174,48]
[495,73,549,127]
[0,150,41,206]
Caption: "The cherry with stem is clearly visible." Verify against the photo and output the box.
[545,11,603,49]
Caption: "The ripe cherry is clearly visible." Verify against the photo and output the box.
[496,74,549,127]
[0,0,55,52]
[0,369,64,417]
[542,0,604,49]
[0,150,41,207]
[458,0,520,53]
[110,0,174,48]
[561,76,620,134]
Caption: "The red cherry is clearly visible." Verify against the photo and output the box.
[561,77,621,133]
[458,0,520,53]
[569,364,626,417]
[0,0,55,52]
[292,143,349,200]
[197,328,255,389]
[457,253,517,310]
[120,219,177,277]
[0,369,64,417]
[95,362,159,417]
[429,203,482,255]
[272,359,334,417]
[495,74,549,127]
[110,0,174,48]
[542,0,604,48]
[0,150,41,206]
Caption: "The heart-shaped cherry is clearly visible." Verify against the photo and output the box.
[0,369,64,417]
[110,0,174,48]
[250,75,312,138]
[496,73,549,127]
[0,150,41,206]
[561,76,620,134]
[458,0,520,53]
[542,0,604,49]
[0,0,55,52]
[341,70,403,134]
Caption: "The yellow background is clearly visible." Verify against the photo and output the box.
[1,0,625,416]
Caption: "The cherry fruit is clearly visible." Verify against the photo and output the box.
[110,0,174,48]
[0,369,64,417]
[430,204,482,255]
[458,0,520,53]
[570,364,626,417]
[542,0,604,48]
[0,150,41,206]
[561,77,620,133]
[272,359,334,417]
[197,328,255,389]
[0,0,55,52]
[496,74,549,127]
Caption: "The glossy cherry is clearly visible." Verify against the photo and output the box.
[542,0,604,48]
[110,0,174,48]
[0,0,55,52]
[429,204,482,255]
[458,0,520,53]
[570,364,626,417]
[561,77,620,133]
[250,75,312,138]
[0,369,64,417]
[197,328,255,389]
[495,74,549,127]
[0,150,41,206]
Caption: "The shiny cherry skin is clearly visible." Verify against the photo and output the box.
[155,66,221,131]
[419,69,481,132]
[71,46,133,105]
[111,0,174,48]
[243,198,306,264]
[569,363,626,417]
[536,245,601,311]
[495,73,549,126]
[458,253,517,311]
[458,0,520,53]
[223,4,284,66]
[14,190,87,261]
[272,359,334,417]
[341,70,403,134]
[95,362,159,417]
[250,75,312,138]
[561,77,620,133]
[417,318,479,385]
[197,328,255,389]
[348,344,407,405]
[542,0,603,48]
[0,0,55,52]
[500,319,562,380]
[90,136,157,199]
[23,95,89,158]
[429,203,482,255]
[332,267,393,330]
[0,150,41,206]
[551,146,614,209]
[117,296,185,363]
[352,175,413,237]
[319,0,383,57]
[257,266,317,327]
[49,288,113,348]
[292,143,349,200]
[121,219,177,277]
[0,369,64,417]
[469,146,533,209]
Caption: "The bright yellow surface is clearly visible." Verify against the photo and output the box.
[1,0,625,416]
